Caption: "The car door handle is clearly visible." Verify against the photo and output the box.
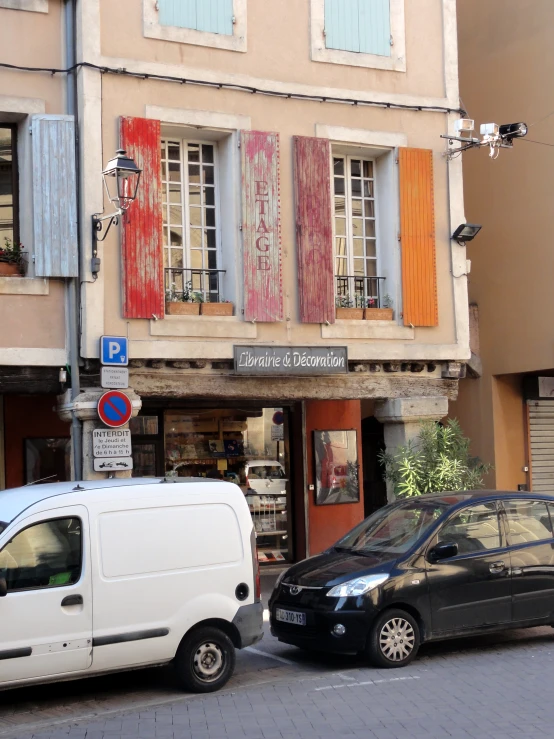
[489,561,505,574]
[61,594,83,607]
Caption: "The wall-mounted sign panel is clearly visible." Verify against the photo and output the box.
[234,346,348,376]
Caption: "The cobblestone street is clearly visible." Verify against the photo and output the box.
[2,578,554,739]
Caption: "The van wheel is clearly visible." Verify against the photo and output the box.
[366,609,420,669]
[175,627,236,693]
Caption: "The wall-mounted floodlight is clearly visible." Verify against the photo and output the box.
[452,223,482,244]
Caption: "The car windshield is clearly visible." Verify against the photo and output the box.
[248,465,284,479]
[335,499,452,555]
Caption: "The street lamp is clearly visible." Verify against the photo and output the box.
[91,149,142,275]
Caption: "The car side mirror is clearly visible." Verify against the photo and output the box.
[428,541,458,562]
[0,577,7,597]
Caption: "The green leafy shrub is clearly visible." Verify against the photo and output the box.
[378,419,491,498]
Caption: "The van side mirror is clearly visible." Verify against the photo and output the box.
[428,541,458,562]
[0,577,7,597]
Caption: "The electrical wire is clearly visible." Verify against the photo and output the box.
[0,60,466,116]
[519,138,554,149]
[528,110,554,129]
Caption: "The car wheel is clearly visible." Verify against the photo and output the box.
[366,609,420,668]
[175,627,236,693]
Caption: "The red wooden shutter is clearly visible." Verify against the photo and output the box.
[293,137,335,324]
[120,117,164,319]
[398,148,438,327]
[241,130,283,322]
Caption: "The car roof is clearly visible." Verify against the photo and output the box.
[246,460,284,466]
[396,490,554,507]
[0,477,224,525]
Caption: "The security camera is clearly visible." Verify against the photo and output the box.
[455,119,475,133]
[499,122,528,141]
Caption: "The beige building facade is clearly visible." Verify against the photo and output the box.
[454,0,554,494]
[1,0,470,562]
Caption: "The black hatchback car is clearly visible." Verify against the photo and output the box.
[270,491,554,668]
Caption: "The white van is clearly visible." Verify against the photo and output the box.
[0,478,263,693]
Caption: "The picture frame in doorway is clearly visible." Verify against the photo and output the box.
[313,429,359,505]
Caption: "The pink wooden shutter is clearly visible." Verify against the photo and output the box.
[120,117,164,319]
[241,130,283,322]
[293,136,335,324]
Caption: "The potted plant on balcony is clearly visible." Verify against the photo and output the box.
[201,298,234,316]
[335,294,364,320]
[165,281,202,316]
[364,294,394,320]
[0,238,25,277]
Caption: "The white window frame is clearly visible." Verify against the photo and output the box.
[333,153,381,307]
[161,136,223,302]
[143,0,247,53]
[310,0,406,72]
[0,0,47,12]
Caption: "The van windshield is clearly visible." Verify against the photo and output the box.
[0,522,6,535]
[335,499,451,555]
[248,466,285,479]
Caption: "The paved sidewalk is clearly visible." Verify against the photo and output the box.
[4,625,554,739]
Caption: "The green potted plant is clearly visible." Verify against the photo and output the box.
[201,297,234,316]
[0,237,25,277]
[335,294,364,320]
[364,293,394,320]
[165,281,201,316]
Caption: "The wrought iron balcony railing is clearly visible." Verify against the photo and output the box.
[335,275,386,308]
[165,268,226,303]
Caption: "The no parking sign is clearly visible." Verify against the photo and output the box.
[97,390,133,428]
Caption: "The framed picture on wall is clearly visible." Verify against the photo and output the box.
[314,429,359,505]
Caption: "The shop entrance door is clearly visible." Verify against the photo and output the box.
[131,405,294,565]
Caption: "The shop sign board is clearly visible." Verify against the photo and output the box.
[93,429,132,458]
[234,346,348,376]
[94,457,133,472]
[101,366,129,389]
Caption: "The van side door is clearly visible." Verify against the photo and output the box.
[0,505,92,685]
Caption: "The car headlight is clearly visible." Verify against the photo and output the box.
[275,568,289,588]
[326,573,389,597]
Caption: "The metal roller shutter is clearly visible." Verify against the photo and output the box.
[528,400,554,493]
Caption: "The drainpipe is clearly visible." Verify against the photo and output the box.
[64,0,82,480]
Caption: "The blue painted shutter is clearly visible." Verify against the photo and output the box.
[325,0,391,57]
[32,115,78,278]
[159,0,233,35]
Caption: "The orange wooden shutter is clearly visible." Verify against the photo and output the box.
[120,117,164,319]
[398,148,438,327]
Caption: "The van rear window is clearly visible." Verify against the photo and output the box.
[99,504,243,578]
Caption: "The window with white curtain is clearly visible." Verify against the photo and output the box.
[333,154,381,307]
[161,139,221,301]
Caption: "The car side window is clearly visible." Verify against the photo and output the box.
[504,500,552,545]
[0,518,82,592]
[438,503,500,555]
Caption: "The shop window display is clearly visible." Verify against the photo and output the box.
[164,408,289,563]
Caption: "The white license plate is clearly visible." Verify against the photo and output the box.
[276,608,306,626]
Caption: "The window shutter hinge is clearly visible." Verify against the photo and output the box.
[398,234,401,242]
[323,28,327,36]
[239,223,243,231]
[154,0,159,10]
[232,15,236,24]
[390,35,394,46]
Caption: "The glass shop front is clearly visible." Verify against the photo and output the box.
[130,405,292,564]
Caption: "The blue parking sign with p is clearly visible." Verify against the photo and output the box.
[100,336,128,366]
